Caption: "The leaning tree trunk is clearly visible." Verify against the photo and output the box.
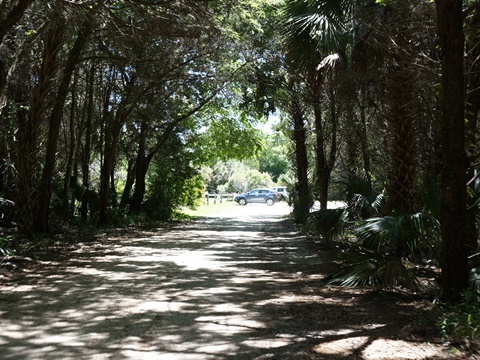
[0,0,35,46]
[120,158,135,209]
[0,0,35,104]
[436,0,469,303]
[14,21,63,237]
[33,15,93,233]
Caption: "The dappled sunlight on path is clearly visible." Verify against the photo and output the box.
[0,207,454,359]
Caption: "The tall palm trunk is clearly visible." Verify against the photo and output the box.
[311,71,338,210]
[436,0,468,303]
[382,62,418,215]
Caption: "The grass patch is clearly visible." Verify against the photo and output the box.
[182,200,238,217]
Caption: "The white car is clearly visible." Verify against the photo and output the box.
[270,186,288,199]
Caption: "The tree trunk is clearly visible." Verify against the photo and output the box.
[130,121,149,212]
[0,0,35,45]
[465,7,480,254]
[80,62,95,221]
[382,68,417,215]
[359,84,372,193]
[313,79,338,210]
[314,102,328,210]
[120,159,135,209]
[33,16,93,233]
[97,72,137,226]
[62,71,78,217]
[380,5,420,216]
[288,80,311,224]
[436,0,469,303]
[98,117,122,226]
[130,111,192,212]
[14,21,63,237]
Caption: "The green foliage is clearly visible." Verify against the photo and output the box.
[307,208,348,242]
[282,0,355,71]
[350,193,386,219]
[197,111,264,163]
[0,236,14,256]
[225,168,274,193]
[143,146,204,220]
[0,197,15,226]
[320,205,440,289]
[258,133,289,182]
[345,176,386,219]
[437,290,480,346]
[326,247,418,288]
[355,212,440,258]
[106,207,148,227]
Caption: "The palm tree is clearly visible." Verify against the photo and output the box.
[282,0,454,292]
[282,0,355,210]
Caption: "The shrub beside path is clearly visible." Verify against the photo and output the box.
[0,203,467,359]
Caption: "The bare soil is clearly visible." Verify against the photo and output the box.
[0,203,474,359]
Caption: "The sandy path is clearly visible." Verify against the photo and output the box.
[0,203,455,359]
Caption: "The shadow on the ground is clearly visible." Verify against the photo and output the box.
[0,215,451,359]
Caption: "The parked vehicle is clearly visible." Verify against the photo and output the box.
[270,186,288,200]
[234,189,281,206]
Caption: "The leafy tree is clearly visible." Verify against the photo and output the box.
[225,166,274,193]
[258,132,289,182]
[143,136,204,220]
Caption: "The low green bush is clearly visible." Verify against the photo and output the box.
[436,289,480,349]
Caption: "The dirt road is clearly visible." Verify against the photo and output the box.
[0,203,458,359]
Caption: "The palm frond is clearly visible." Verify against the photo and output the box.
[355,215,395,250]
[325,247,385,287]
[325,247,418,288]
[281,0,355,71]
[371,193,387,214]
[317,53,343,70]
[308,207,348,241]
[354,211,440,257]
[350,192,386,219]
